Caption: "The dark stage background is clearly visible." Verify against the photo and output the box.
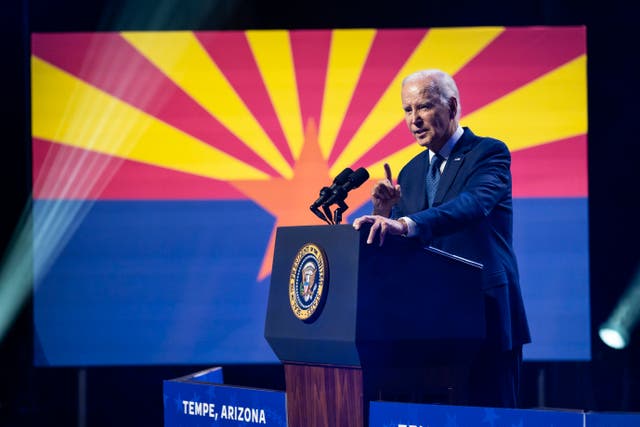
[1,0,639,425]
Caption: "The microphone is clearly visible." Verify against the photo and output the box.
[310,168,353,223]
[322,167,370,224]
[322,167,370,207]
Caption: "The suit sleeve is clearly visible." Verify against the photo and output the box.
[407,139,512,244]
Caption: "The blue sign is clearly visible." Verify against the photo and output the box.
[586,412,640,427]
[369,401,584,427]
[163,367,286,426]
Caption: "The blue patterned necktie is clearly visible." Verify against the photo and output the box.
[426,153,444,207]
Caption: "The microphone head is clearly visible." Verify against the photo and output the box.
[322,167,370,208]
[346,167,370,188]
[334,167,354,185]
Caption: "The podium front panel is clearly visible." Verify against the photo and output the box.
[265,225,362,366]
[265,225,485,368]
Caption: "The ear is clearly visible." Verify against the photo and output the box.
[448,97,458,120]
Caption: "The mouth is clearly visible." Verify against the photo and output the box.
[414,128,428,138]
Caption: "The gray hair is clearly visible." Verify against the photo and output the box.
[402,69,461,120]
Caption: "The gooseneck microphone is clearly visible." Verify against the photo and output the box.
[321,167,370,224]
[310,168,353,224]
[322,167,370,207]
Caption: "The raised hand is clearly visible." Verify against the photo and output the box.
[371,163,401,217]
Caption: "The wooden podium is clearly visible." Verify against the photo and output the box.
[264,225,485,427]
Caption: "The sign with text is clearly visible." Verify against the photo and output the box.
[163,368,286,427]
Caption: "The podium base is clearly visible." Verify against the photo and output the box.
[284,363,364,427]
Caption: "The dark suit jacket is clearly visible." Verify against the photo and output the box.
[393,127,531,351]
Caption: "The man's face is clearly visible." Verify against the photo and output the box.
[401,77,456,152]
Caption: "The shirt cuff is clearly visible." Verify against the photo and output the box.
[399,216,417,237]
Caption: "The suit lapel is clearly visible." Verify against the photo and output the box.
[434,128,475,205]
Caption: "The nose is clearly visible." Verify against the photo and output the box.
[409,108,422,126]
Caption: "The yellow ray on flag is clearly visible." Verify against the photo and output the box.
[246,30,305,160]
[32,56,269,181]
[331,27,504,176]
[318,29,376,159]
[121,31,293,179]
[462,54,588,151]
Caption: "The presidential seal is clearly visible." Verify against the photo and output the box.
[289,243,329,322]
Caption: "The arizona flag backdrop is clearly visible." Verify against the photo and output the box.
[31,27,588,365]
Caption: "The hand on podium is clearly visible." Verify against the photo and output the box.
[353,215,407,246]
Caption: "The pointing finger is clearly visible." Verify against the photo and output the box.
[384,163,393,184]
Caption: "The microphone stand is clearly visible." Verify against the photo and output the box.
[333,200,349,225]
[310,205,332,224]
[321,204,334,224]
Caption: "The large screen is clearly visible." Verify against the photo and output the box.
[32,27,588,365]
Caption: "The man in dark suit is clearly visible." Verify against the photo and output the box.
[353,69,531,408]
